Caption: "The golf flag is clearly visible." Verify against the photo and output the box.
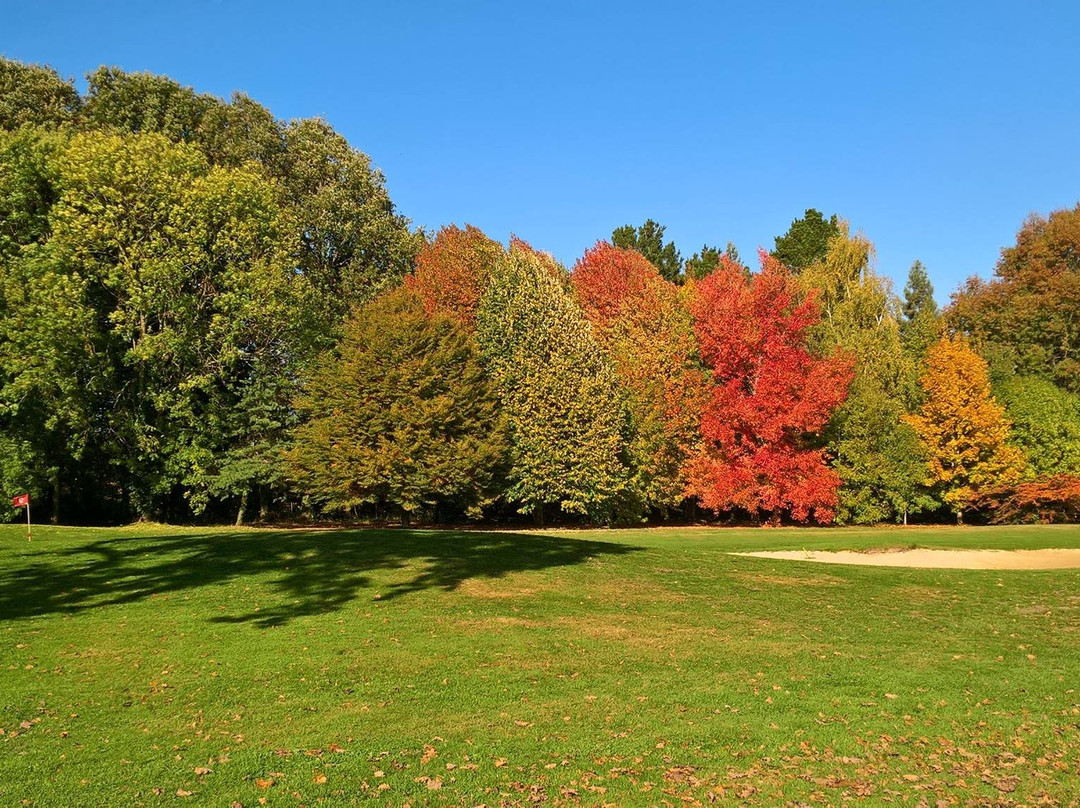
[12,493,29,508]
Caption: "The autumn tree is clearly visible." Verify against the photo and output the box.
[686,250,853,524]
[772,208,840,271]
[904,336,1027,522]
[287,288,508,521]
[406,224,504,327]
[477,243,629,523]
[611,219,682,283]
[800,225,931,523]
[572,242,706,514]
[948,205,1080,391]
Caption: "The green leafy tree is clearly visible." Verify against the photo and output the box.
[288,288,509,522]
[772,208,840,271]
[477,243,630,523]
[995,375,1080,477]
[900,260,941,360]
[801,226,931,523]
[0,58,81,130]
[611,219,683,283]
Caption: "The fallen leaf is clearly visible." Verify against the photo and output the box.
[194,767,212,775]
[255,778,274,789]
[176,789,193,797]
[313,773,327,784]
[494,758,508,768]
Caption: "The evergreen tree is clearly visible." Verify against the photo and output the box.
[772,208,840,271]
[900,260,940,360]
[611,219,682,283]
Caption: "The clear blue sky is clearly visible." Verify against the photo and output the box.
[4,1,1079,303]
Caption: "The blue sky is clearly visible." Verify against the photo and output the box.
[4,1,1079,302]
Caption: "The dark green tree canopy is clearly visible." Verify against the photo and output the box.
[772,208,840,271]
[900,260,941,359]
[611,219,682,283]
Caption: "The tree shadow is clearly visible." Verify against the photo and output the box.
[0,528,638,627]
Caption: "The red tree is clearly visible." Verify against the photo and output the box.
[686,250,853,523]
[405,224,503,327]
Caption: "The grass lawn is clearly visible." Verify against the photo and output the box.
[2,523,1079,806]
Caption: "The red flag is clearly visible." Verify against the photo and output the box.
[12,493,29,508]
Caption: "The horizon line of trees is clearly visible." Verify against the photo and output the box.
[2,57,1079,527]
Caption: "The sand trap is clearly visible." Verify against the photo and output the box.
[732,548,1080,570]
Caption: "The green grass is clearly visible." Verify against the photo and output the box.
[2,523,1079,806]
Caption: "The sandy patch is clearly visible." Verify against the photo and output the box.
[731,548,1080,570]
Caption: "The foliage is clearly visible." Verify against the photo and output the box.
[947,205,1080,391]
[772,208,840,271]
[287,289,508,520]
[686,250,854,523]
[611,218,683,283]
[477,243,629,522]
[685,241,741,281]
[900,260,941,360]
[572,242,707,513]
[406,224,504,327]
[994,375,1080,477]
[976,474,1080,524]
[801,226,930,523]
[0,59,81,130]
[904,336,1027,520]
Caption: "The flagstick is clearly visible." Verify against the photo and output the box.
[26,498,31,542]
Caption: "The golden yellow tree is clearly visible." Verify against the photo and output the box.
[904,336,1026,522]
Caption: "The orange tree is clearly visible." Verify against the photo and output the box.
[685,250,853,524]
[572,242,707,514]
[405,224,504,328]
[904,336,1026,522]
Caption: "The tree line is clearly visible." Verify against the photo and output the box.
[1,58,1078,526]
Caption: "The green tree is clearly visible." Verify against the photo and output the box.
[0,58,81,130]
[772,208,840,271]
[288,288,509,522]
[995,375,1080,477]
[900,260,940,360]
[477,243,630,523]
[685,241,740,280]
[611,219,682,283]
[801,226,930,523]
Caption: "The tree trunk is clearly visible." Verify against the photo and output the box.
[51,468,60,525]
[258,486,269,521]
[956,508,964,526]
[235,489,249,526]
[903,507,908,527]
[534,502,545,528]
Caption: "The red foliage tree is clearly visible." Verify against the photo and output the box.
[405,224,503,327]
[976,474,1080,524]
[686,250,854,523]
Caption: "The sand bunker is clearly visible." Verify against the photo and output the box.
[732,548,1080,570]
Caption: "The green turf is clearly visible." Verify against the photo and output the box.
[1,523,1078,805]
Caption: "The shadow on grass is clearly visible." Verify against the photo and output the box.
[0,529,638,627]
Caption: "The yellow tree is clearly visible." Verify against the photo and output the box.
[904,336,1026,522]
